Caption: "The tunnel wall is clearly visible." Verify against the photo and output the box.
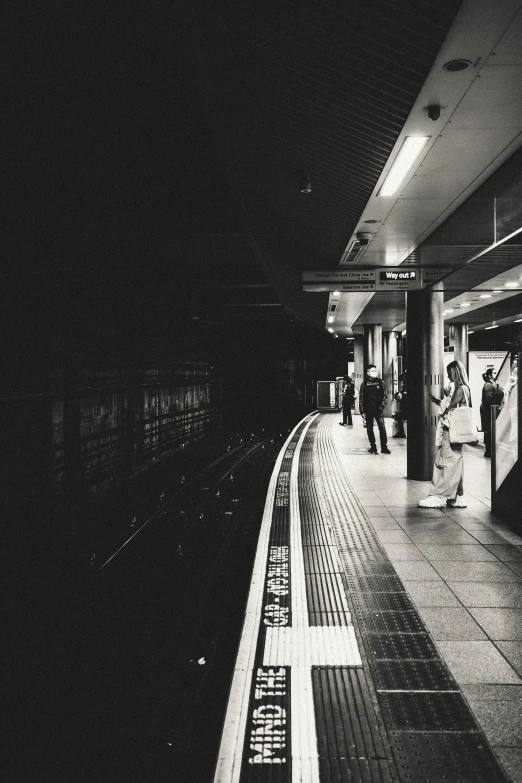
[2,361,220,518]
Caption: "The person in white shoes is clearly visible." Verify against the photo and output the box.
[418,360,471,509]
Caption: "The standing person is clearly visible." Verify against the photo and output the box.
[480,369,496,458]
[339,376,355,426]
[392,372,407,438]
[418,360,471,508]
[359,364,391,454]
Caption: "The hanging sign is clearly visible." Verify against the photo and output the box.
[302,267,421,292]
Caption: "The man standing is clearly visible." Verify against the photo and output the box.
[339,376,355,426]
[359,364,391,454]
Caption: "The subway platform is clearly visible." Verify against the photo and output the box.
[213,411,522,783]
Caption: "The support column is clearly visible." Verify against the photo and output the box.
[382,331,398,417]
[406,287,444,480]
[353,335,364,414]
[363,324,383,376]
[449,324,469,371]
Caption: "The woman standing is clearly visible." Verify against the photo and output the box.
[418,360,471,509]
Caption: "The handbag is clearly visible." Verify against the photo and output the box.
[448,386,478,444]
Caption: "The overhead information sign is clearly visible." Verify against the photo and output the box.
[302,267,422,292]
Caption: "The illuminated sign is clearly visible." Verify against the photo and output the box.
[302,267,422,292]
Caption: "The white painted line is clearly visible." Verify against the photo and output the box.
[213,414,319,783]
[263,626,361,667]
[285,419,362,783]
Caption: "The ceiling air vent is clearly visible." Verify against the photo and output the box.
[341,232,372,264]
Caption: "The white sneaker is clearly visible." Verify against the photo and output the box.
[418,495,446,508]
[447,496,467,508]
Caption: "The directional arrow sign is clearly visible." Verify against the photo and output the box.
[302,267,421,292]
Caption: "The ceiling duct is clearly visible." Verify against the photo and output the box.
[340,232,372,264]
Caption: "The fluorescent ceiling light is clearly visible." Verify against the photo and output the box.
[379,136,430,197]
[402,330,406,335]
[327,328,334,333]
[493,290,502,293]
[460,302,471,307]
[515,319,522,323]
[505,281,519,288]
[332,291,341,296]
[479,294,491,299]
[327,316,334,323]
[468,330,474,334]
[485,325,498,330]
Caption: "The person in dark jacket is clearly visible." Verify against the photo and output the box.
[392,372,407,438]
[339,376,355,426]
[359,364,390,454]
[480,368,504,458]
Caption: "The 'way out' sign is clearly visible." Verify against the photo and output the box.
[302,267,422,292]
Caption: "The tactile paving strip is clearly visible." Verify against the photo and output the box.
[357,611,426,635]
[351,591,416,613]
[369,660,457,691]
[312,667,395,783]
[305,573,350,623]
[377,692,479,732]
[311,415,510,782]
[345,575,405,592]
[389,732,508,783]
[303,545,341,575]
[308,611,352,627]
[366,633,438,661]
[299,428,354,627]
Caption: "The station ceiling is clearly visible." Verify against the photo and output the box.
[5,0,522,369]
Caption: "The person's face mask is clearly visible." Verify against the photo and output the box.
[368,369,377,378]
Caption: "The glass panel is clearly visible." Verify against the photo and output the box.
[494,355,519,491]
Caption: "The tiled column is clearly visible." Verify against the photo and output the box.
[406,287,444,481]
[353,335,364,414]
[449,323,469,372]
[382,331,398,417]
[363,324,382,376]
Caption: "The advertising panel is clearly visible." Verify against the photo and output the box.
[468,350,510,430]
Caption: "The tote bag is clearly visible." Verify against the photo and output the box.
[448,386,478,444]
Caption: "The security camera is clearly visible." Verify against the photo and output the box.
[427,105,440,121]
[356,231,372,246]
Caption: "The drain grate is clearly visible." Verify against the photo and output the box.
[369,660,457,691]
[389,731,509,783]
[366,633,438,661]
[378,692,479,732]
[358,611,426,635]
